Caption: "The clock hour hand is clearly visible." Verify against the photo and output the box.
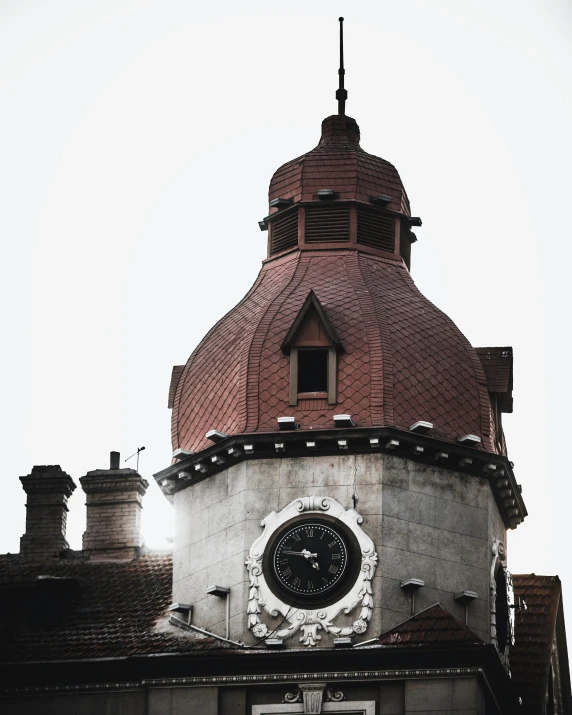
[302,549,320,570]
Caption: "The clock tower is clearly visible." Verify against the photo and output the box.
[3,18,569,715]
[155,23,524,667]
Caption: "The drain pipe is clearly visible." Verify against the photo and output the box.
[168,585,235,646]
[169,614,244,647]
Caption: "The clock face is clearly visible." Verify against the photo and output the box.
[268,520,353,604]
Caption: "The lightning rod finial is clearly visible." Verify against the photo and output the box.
[336,17,347,115]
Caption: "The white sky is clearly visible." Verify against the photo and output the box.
[1,0,571,620]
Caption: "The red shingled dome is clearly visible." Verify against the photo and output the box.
[170,117,496,455]
[269,114,410,215]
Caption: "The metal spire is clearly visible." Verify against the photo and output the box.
[336,17,348,115]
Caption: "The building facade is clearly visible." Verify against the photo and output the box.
[1,32,570,715]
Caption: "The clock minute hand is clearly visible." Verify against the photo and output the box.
[282,550,318,557]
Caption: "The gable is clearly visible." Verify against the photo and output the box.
[290,304,333,347]
[281,291,342,353]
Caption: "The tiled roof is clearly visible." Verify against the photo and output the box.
[170,112,496,456]
[0,553,226,662]
[511,575,562,714]
[172,248,494,454]
[269,115,411,215]
[377,604,484,647]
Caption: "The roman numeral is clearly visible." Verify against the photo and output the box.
[332,553,341,560]
[328,564,338,574]
[319,531,325,539]
[322,577,329,584]
[305,527,314,538]
[283,567,292,578]
[307,580,314,590]
[280,559,288,566]
[292,533,301,542]
[293,577,301,587]
[328,540,337,548]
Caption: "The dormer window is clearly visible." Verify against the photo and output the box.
[281,291,342,406]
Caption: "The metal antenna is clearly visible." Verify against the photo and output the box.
[125,446,146,471]
[336,17,347,115]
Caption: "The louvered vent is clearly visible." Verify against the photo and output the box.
[305,205,350,243]
[356,206,395,252]
[400,220,412,269]
[270,210,298,255]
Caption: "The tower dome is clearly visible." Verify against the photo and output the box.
[269,114,410,216]
[169,115,500,456]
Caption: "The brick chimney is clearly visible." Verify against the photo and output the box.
[80,451,148,560]
[19,465,76,560]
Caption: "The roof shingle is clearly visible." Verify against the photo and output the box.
[511,574,562,713]
[172,250,495,454]
[0,553,224,662]
[377,604,484,647]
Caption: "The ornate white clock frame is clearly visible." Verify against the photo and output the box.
[490,538,515,670]
[245,496,378,647]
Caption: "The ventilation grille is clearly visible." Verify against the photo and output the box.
[400,220,412,269]
[270,210,298,255]
[356,206,395,252]
[305,205,350,243]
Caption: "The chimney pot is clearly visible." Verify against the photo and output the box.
[110,451,120,470]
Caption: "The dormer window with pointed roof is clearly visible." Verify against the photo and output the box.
[281,291,342,406]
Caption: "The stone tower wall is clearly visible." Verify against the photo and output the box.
[173,453,505,645]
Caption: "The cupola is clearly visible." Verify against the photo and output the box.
[264,113,417,267]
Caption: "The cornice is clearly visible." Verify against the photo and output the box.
[4,666,484,695]
[154,425,526,529]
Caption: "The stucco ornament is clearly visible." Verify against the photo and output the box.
[245,496,378,647]
[283,683,346,711]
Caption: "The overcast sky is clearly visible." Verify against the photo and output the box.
[1,0,571,619]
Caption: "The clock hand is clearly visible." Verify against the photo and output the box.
[301,549,321,570]
[282,550,318,557]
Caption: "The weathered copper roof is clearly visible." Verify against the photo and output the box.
[378,603,483,647]
[171,249,494,454]
[269,114,410,215]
